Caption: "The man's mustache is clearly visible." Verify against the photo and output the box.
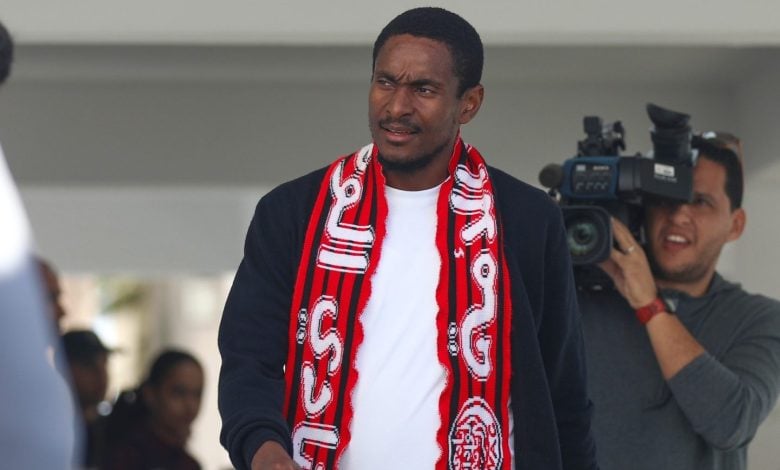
[378,118,421,133]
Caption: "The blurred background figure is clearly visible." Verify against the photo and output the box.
[36,256,69,372]
[0,18,78,469]
[37,256,67,331]
[63,329,112,469]
[104,349,204,470]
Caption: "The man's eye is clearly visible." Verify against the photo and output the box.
[416,87,433,94]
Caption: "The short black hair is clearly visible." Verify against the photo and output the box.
[0,21,13,85]
[145,349,202,387]
[62,330,111,365]
[372,7,483,97]
[692,135,744,210]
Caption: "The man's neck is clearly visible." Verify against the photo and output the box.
[385,171,448,191]
[380,136,459,191]
[655,270,716,298]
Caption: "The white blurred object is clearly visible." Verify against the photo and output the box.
[0,144,29,277]
[0,142,79,469]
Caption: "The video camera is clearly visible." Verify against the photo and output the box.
[539,103,695,289]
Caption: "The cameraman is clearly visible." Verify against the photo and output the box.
[580,134,780,470]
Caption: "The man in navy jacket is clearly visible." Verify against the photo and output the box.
[218,7,598,470]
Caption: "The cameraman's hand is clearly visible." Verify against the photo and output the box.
[598,218,658,309]
[251,441,301,470]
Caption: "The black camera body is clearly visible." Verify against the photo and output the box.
[539,103,696,289]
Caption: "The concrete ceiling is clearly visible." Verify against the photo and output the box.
[0,44,777,187]
[8,44,778,86]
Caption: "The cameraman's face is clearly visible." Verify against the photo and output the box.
[645,157,745,285]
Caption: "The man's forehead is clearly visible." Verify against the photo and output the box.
[373,35,457,87]
[376,34,453,64]
[693,158,728,194]
[379,36,433,52]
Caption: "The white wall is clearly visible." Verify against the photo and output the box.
[20,186,263,274]
[727,62,780,469]
[13,79,737,274]
[156,276,235,470]
[733,57,780,298]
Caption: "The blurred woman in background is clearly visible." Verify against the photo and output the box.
[104,349,204,470]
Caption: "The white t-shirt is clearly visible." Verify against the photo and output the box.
[340,183,514,468]
[340,184,445,468]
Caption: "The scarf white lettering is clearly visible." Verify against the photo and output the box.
[284,138,513,469]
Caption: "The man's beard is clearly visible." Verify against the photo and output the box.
[377,139,449,174]
[647,249,711,284]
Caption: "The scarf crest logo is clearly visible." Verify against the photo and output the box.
[449,397,502,470]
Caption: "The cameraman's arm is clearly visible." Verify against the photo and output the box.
[599,220,705,379]
[600,219,780,449]
[664,308,780,450]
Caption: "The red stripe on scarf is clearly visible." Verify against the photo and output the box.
[435,141,512,470]
[285,140,512,469]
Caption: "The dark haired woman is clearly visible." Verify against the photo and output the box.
[104,349,204,470]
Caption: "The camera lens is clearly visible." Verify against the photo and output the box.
[562,206,613,265]
[567,219,599,257]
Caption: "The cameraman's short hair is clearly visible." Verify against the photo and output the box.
[372,7,483,97]
[693,135,743,210]
[0,21,12,85]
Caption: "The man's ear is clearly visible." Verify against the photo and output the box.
[459,84,484,125]
[728,207,746,242]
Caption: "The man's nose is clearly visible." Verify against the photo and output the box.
[386,87,413,118]
[669,202,693,224]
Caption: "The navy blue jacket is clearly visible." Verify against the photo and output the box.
[218,165,598,469]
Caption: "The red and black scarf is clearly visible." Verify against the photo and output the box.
[283,137,513,469]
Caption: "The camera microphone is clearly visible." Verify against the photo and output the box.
[539,163,564,190]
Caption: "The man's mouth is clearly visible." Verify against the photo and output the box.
[663,233,691,247]
[380,121,420,136]
[386,129,413,135]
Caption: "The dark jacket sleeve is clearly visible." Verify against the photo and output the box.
[536,198,598,469]
[218,170,322,470]
[667,294,780,450]
[491,167,598,470]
